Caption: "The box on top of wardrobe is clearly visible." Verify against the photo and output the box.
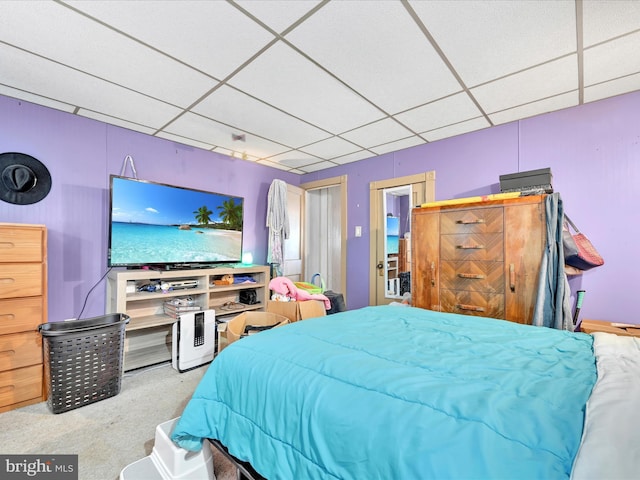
[499,168,553,194]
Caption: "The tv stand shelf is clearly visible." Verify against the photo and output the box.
[106,265,270,371]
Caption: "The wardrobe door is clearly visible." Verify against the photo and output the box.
[411,210,440,311]
[504,200,545,324]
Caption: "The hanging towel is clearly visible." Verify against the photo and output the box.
[266,179,289,277]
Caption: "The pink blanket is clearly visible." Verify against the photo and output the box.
[268,276,330,309]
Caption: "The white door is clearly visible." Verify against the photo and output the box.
[282,183,304,282]
[369,172,435,306]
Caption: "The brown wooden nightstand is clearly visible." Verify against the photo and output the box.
[579,319,640,337]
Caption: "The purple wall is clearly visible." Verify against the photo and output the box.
[303,91,640,325]
[2,91,639,325]
[0,95,299,322]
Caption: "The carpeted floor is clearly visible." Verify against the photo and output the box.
[0,362,236,480]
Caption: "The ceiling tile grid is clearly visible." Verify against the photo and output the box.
[285,0,462,114]
[0,0,639,174]
[192,85,332,148]
[340,118,415,149]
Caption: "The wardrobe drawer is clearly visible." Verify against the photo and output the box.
[0,297,43,335]
[0,331,42,372]
[441,207,503,235]
[0,227,43,263]
[441,233,503,261]
[0,264,43,299]
[440,261,504,293]
[440,289,504,318]
[0,364,43,409]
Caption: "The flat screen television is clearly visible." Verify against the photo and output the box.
[108,175,244,268]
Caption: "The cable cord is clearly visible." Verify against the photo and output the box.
[76,267,112,320]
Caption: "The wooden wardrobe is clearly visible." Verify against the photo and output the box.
[411,195,546,324]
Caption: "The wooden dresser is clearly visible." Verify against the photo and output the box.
[411,195,546,324]
[0,223,47,412]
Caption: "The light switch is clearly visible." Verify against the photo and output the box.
[355,226,362,237]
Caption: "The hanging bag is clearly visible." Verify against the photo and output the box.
[563,215,604,271]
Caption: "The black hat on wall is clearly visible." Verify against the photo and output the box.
[0,152,52,205]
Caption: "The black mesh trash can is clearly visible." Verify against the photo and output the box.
[38,313,129,414]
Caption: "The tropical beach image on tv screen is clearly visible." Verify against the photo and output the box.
[109,176,243,266]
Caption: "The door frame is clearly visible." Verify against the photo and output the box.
[369,171,435,305]
[300,175,348,302]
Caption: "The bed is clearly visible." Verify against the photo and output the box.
[171,305,640,479]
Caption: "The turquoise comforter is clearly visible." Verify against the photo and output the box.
[172,306,596,479]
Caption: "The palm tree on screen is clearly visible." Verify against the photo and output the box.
[193,206,213,225]
[217,199,243,230]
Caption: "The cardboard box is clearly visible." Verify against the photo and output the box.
[221,311,289,351]
[266,300,326,322]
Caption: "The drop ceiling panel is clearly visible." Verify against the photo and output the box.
[0,43,182,127]
[153,131,216,151]
[584,73,640,103]
[340,118,414,149]
[0,86,76,113]
[298,160,338,173]
[411,0,576,87]
[370,136,425,155]
[228,42,385,134]
[582,0,640,47]
[583,32,640,86]
[471,56,578,114]
[1,1,215,107]
[193,85,331,148]
[286,0,460,114]
[63,0,275,79]
[257,159,293,172]
[395,93,482,134]
[422,117,490,142]
[332,150,375,165]
[488,91,579,125]
[265,151,322,169]
[78,109,157,135]
[235,0,322,34]
[164,112,287,158]
[300,137,361,159]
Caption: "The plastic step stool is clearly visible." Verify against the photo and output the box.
[120,417,214,480]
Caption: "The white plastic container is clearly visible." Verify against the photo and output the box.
[120,417,214,480]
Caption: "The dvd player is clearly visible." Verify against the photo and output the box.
[168,280,199,290]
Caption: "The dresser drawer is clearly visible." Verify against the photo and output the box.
[0,331,42,372]
[440,289,505,318]
[0,364,43,409]
[441,207,503,235]
[441,233,504,261]
[0,264,43,299]
[0,227,43,263]
[440,261,504,293]
[0,297,43,335]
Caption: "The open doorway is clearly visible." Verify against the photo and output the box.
[369,172,435,306]
[301,175,347,302]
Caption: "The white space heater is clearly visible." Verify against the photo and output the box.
[172,310,216,373]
